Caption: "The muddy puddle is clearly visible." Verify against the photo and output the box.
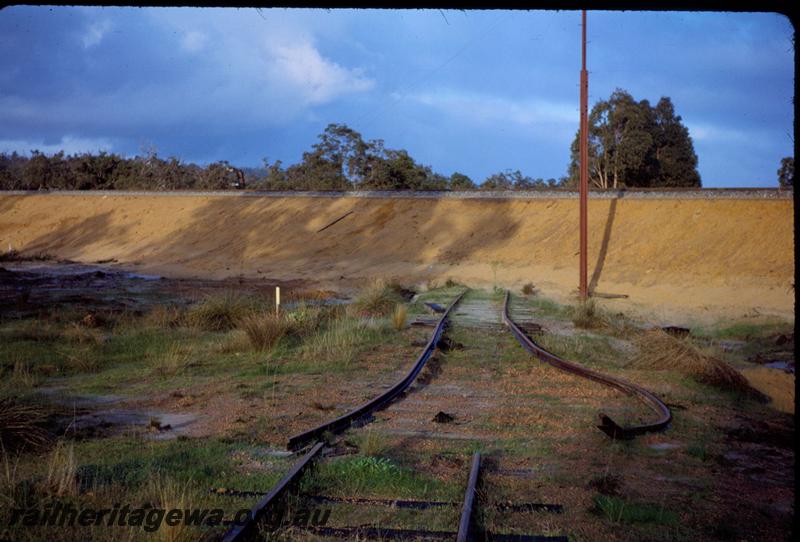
[40,390,201,441]
[0,261,173,315]
[0,259,341,317]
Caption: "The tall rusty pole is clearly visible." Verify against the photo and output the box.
[579,9,589,299]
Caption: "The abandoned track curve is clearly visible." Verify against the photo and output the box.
[502,290,671,439]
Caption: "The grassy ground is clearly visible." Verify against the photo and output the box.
[0,281,793,541]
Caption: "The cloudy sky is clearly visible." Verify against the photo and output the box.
[0,7,793,187]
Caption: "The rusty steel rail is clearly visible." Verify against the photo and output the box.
[502,291,671,439]
[221,441,324,542]
[456,452,481,542]
[287,290,466,451]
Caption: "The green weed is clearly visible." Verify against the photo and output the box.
[306,456,454,500]
[185,292,258,331]
[150,344,194,377]
[593,495,678,525]
[686,443,711,461]
[350,429,389,457]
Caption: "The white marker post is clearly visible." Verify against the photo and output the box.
[275,286,281,315]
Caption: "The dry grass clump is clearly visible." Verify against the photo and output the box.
[61,322,104,345]
[350,279,407,316]
[62,352,102,374]
[284,304,330,338]
[145,476,199,542]
[9,319,62,342]
[569,299,638,338]
[571,299,603,329]
[3,359,39,389]
[238,312,294,352]
[633,330,760,395]
[300,317,369,366]
[236,304,342,352]
[214,329,252,354]
[351,428,389,457]
[0,397,50,453]
[150,344,194,377]
[521,282,536,295]
[43,440,77,497]
[185,292,256,331]
[145,304,186,328]
[392,304,407,330]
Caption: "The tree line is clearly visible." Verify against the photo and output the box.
[0,127,564,192]
[8,89,775,192]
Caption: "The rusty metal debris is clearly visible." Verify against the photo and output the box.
[316,210,353,233]
[502,291,671,439]
[424,301,446,313]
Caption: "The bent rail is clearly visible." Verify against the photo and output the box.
[502,291,671,439]
[221,441,324,542]
[287,290,466,451]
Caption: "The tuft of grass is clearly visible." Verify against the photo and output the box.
[62,352,102,374]
[185,292,257,331]
[1,443,23,508]
[521,282,536,295]
[43,440,77,497]
[686,443,711,461]
[593,495,678,525]
[147,475,199,542]
[145,305,186,329]
[214,329,252,354]
[2,359,40,389]
[0,397,50,453]
[238,312,294,352]
[392,304,408,330]
[61,322,104,345]
[284,303,332,338]
[350,279,406,316]
[571,298,602,329]
[444,277,463,288]
[150,344,194,377]
[306,456,452,500]
[351,429,389,457]
[632,329,761,395]
[300,317,371,367]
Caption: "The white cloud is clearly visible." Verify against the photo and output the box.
[0,135,114,155]
[399,89,577,127]
[82,20,112,49]
[264,39,375,105]
[180,30,207,53]
[686,122,749,143]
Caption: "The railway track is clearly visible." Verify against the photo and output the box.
[220,288,672,541]
[502,291,671,439]
[287,290,466,451]
[222,291,467,541]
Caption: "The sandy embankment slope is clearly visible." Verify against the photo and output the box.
[0,193,793,324]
